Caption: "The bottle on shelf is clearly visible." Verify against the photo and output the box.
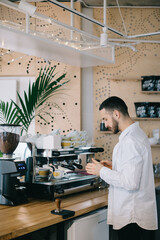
[100,119,108,131]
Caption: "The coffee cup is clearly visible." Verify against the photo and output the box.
[53,170,65,179]
[61,141,74,149]
[38,168,50,178]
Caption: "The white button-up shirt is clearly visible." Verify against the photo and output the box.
[100,122,158,230]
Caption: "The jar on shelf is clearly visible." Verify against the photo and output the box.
[155,76,160,91]
[100,119,108,131]
[141,76,155,91]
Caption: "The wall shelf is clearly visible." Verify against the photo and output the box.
[133,117,160,121]
[141,91,160,94]
[151,145,160,148]
[99,131,112,134]
[99,131,120,135]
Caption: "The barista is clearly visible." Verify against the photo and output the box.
[86,96,157,240]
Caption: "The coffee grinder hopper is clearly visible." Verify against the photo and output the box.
[0,124,21,159]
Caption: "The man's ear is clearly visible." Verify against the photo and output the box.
[113,110,120,120]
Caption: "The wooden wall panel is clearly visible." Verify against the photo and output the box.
[35,58,81,135]
[93,8,160,164]
[34,2,81,135]
[94,8,160,79]
[0,49,36,76]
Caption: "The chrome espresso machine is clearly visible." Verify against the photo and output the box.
[23,146,104,200]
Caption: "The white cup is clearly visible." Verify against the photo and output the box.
[148,137,158,145]
[53,170,65,179]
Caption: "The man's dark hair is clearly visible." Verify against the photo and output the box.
[99,96,129,116]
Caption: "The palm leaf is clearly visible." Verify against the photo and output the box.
[36,81,69,108]
[0,100,19,124]
[8,107,20,124]
[10,65,69,134]
[17,92,30,123]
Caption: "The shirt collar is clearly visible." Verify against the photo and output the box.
[119,122,139,142]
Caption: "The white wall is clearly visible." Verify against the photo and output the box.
[0,80,17,103]
[81,8,94,144]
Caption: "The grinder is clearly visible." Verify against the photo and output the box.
[0,124,28,206]
[0,159,28,206]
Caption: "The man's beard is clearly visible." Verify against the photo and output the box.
[112,117,119,134]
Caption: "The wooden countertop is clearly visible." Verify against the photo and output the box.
[0,188,108,240]
[155,177,160,188]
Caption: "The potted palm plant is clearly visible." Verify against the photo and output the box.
[0,65,69,157]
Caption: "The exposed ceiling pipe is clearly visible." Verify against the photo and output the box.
[100,0,108,46]
[70,0,74,40]
[103,0,107,26]
[0,0,115,66]
[100,0,137,50]
[1,0,159,61]
[77,0,160,8]
[111,42,138,52]
[47,0,160,40]
[116,0,127,35]
[4,0,159,41]
[47,0,126,37]
[127,32,160,39]
[0,0,100,41]
[109,38,160,44]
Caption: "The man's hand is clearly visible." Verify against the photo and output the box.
[85,158,103,176]
[101,160,112,169]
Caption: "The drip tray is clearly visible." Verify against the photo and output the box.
[54,172,95,183]
[34,172,97,185]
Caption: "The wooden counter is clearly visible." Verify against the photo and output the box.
[155,177,160,188]
[0,189,108,240]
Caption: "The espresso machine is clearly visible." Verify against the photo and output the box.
[23,147,104,200]
[0,124,28,206]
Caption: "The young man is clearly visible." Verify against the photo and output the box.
[86,96,157,240]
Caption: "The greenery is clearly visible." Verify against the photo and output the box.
[0,65,69,135]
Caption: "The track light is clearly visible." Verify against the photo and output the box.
[100,27,108,46]
[18,0,37,16]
